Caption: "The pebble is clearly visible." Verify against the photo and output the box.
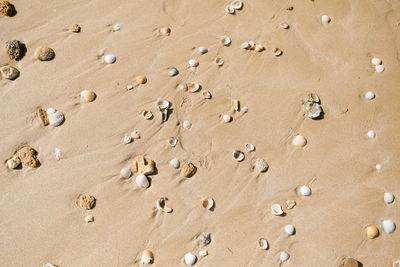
[112,24,120,31]
[16,146,40,168]
[184,252,197,266]
[365,225,379,238]
[6,155,20,169]
[183,162,196,177]
[384,192,394,204]
[80,89,96,102]
[35,46,55,61]
[367,130,376,139]
[382,220,396,234]
[123,135,132,144]
[77,194,96,210]
[104,54,116,64]
[48,110,65,127]
[198,250,208,257]
[120,168,132,179]
[71,24,81,33]
[159,26,171,36]
[284,224,295,235]
[170,158,180,169]
[321,15,331,24]
[0,65,19,80]
[376,65,385,73]
[222,114,232,123]
[5,40,24,60]
[141,250,154,264]
[280,251,290,262]
[189,59,199,67]
[0,0,13,16]
[242,106,248,113]
[183,120,192,129]
[292,134,307,147]
[365,91,375,100]
[254,158,268,173]
[300,185,312,196]
[169,67,179,77]
[85,215,94,223]
[371,57,382,65]
[136,174,150,188]
[376,164,382,171]
[126,84,133,90]
[198,46,208,54]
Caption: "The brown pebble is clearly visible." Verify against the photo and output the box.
[0,0,13,16]
[342,258,360,267]
[135,155,155,175]
[16,146,40,168]
[71,24,81,33]
[183,162,196,177]
[36,107,49,126]
[77,194,96,210]
[0,65,19,80]
[35,46,55,61]
[85,215,94,223]
[5,40,24,60]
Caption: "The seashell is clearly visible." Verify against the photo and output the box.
[0,65,19,80]
[159,26,171,36]
[85,215,94,223]
[16,146,40,168]
[321,15,331,24]
[104,54,116,64]
[280,23,290,29]
[286,199,296,209]
[273,48,282,56]
[258,238,269,250]
[248,41,255,50]
[367,130,376,139]
[169,67,179,77]
[365,225,379,238]
[178,83,188,91]
[365,91,375,100]
[168,137,178,147]
[220,36,231,46]
[303,93,322,119]
[225,4,235,14]
[232,99,240,111]
[127,84,133,90]
[183,162,196,177]
[170,158,180,169]
[155,98,170,110]
[232,150,245,162]
[284,225,295,235]
[188,82,201,93]
[202,91,212,99]
[136,174,150,188]
[36,107,49,126]
[201,197,214,210]
[376,164,382,171]
[47,108,56,114]
[183,120,192,129]
[55,148,61,160]
[6,155,21,169]
[376,65,384,73]
[112,24,120,31]
[382,220,396,234]
[71,24,81,33]
[241,42,250,49]
[141,249,154,264]
[143,110,153,120]
[255,44,264,52]
[231,0,243,10]
[120,167,132,179]
[300,185,312,196]
[254,158,268,173]
[188,59,199,67]
[156,197,173,213]
[215,57,224,66]
[130,130,141,139]
[0,0,13,16]
[80,89,96,102]
[43,264,56,267]
[198,46,208,54]
[280,251,290,262]
[371,57,382,66]
[198,232,211,247]
[245,144,255,151]
[35,46,55,61]
[5,40,24,60]
[77,194,96,210]
[242,106,248,113]
[136,75,147,84]
[292,134,307,147]
[222,114,232,123]
[384,192,394,204]
[123,135,132,144]
[271,204,283,216]
[184,252,197,266]
[135,155,155,175]
[48,110,65,126]
[199,250,208,257]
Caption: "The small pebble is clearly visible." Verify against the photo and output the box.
[365,225,379,238]
[35,46,55,61]
[367,130,376,139]
[183,120,192,129]
[371,57,382,65]
[189,59,199,67]
[376,65,385,73]
[365,91,375,100]
[169,67,179,77]
[112,24,120,31]
[280,251,290,262]
[104,54,116,64]
[384,192,394,204]
[376,164,382,171]
[184,252,197,266]
[198,46,208,54]
[85,215,94,223]
[382,220,396,234]
[170,158,180,169]
[321,15,331,24]
[123,135,132,144]
[120,168,132,179]
[127,85,133,90]
[242,106,248,113]
[300,185,312,196]
[284,225,295,235]
[222,114,232,123]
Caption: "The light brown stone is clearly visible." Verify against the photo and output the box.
[35,46,55,61]
[16,146,39,168]
[36,107,49,126]
[183,162,196,177]
[135,155,155,175]
[77,194,96,210]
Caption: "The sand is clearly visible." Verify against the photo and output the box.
[1,0,400,266]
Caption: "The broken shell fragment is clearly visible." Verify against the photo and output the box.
[16,146,40,168]
[36,107,49,126]
[376,65,385,73]
[232,150,245,162]
[254,44,264,52]
[280,23,289,29]
[159,26,171,36]
[123,135,132,144]
[215,57,224,66]
[198,250,208,257]
[202,91,212,99]
[168,137,178,147]
[371,58,382,66]
[136,174,150,188]
[188,59,199,67]
[184,252,197,266]
[35,46,55,61]
[273,48,282,56]
[382,220,396,234]
[141,250,154,264]
[104,54,116,64]
[6,155,21,169]
[286,199,296,209]
[303,92,322,119]
[198,46,208,54]
[292,134,307,147]
[201,197,214,210]
[258,238,269,250]
[384,192,394,204]
[143,110,153,120]
[271,204,283,216]
[155,98,170,111]
[183,120,192,129]
[199,232,211,247]
[248,41,255,50]
[85,215,94,223]
[231,0,243,10]
[225,4,235,14]
[169,67,179,76]
[170,158,180,169]
[254,158,268,173]
[245,144,255,151]
[284,225,295,235]
[183,162,196,177]
[80,89,96,102]
[135,155,155,175]
[156,197,173,213]
[300,185,312,196]
[188,82,201,93]
[0,65,19,80]
[365,225,379,238]
[77,194,96,210]
[120,167,132,179]
[280,251,290,262]
[376,164,382,171]
[222,114,232,123]
[71,24,81,33]
[48,110,65,127]
[321,15,331,24]
[220,36,231,46]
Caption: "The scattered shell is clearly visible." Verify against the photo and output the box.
[201,197,214,210]
[36,107,49,126]
[199,232,211,247]
[155,97,170,111]
[258,238,269,250]
[126,84,133,90]
[6,155,20,169]
[303,93,322,119]
[130,130,141,140]
[198,46,208,54]
[300,185,312,196]
[220,36,231,46]
[241,42,250,49]
[215,57,224,66]
[104,54,116,64]
[365,91,375,100]
[292,134,307,147]
[143,110,153,120]
[231,0,243,10]
[202,91,212,99]
[85,215,94,223]
[120,167,132,179]
[367,130,376,139]
[0,0,13,16]
[135,155,155,175]
[168,137,178,147]
[371,58,382,65]
[71,24,81,33]
[77,194,96,210]
[0,65,19,80]
[184,252,197,266]
[280,23,290,29]
[169,67,179,77]
[280,251,290,262]
[55,148,61,160]
[170,158,180,169]
[382,220,396,234]
[254,158,268,173]
[136,75,147,85]
[222,114,232,123]
[136,174,150,188]
[225,4,235,14]
[183,120,192,129]
[156,197,173,213]
[321,15,331,24]
[376,164,382,171]
[5,40,24,60]
[273,48,282,56]
[35,46,55,61]
[188,82,201,92]
[376,65,385,73]
[232,150,245,162]
[365,225,379,238]
[245,144,255,151]
[159,26,171,36]
[198,250,208,257]
[43,264,56,267]
[342,258,360,267]
[189,59,199,67]
[286,199,296,209]
[16,146,40,168]
[178,83,188,91]
[80,90,96,102]
[248,41,255,50]
[384,192,394,204]
[141,250,154,264]
[232,99,240,111]
[254,44,264,52]
[183,162,196,177]
[242,106,248,113]
[112,24,121,31]
[48,111,65,127]
[284,225,295,235]
[47,108,56,114]
[271,204,284,216]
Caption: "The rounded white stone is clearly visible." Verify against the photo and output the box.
[365,91,375,100]
[136,174,150,188]
[284,224,295,235]
[169,67,179,77]
[46,108,56,114]
[222,114,232,123]
[183,120,192,129]
[104,54,116,64]
[382,219,396,234]
[280,251,290,262]
[170,158,180,169]
[48,111,65,127]
[300,185,311,196]
[376,65,385,73]
[367,130,376,139]
[189,59,199,67]
[242,106,248,113]
[376,164,382,171]
[384,192,394,204]
[184,252,197,266]
[123,135,132,144]
[321,15,331,24]
[198,46,208,54]
[371,57,382,65]
[113,24,121,31]
[120,168,131,179]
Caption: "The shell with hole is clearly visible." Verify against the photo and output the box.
[168,137,178,147]
[245,144,255,151]
[201,197,214,210]
[271,204,283,216]
[156,197,173,213]
[143,110,153,120]
[232,150,245,162]
[258,238,269,250]
[188,82,201,93]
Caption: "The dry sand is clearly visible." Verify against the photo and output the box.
[1,0,400,266]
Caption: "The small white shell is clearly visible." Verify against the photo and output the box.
[280,23,289,29]
[184,252,197,266]
[382,220,396,234]
[6,155,20,169]
[273,48,282,56]
[112,24,121,31]
[232,150,245,162]
[198,250,208,257]
[258,238,269,250]
[286,199,296,209]
[168,137,178,147]
[126,84,133,90]
[367,130,376,139]
[241,42,250,49]
[280,251,290,262]
[46,108,56,114]
[189,59,199,67]
[300,185,312,196]
[321,15,331,24]
[201,197,214,210]
[188,82,201,93]
[55,148,61,160]
[248,41,255,50]
[365,91,375,100]
[245,144,255,151]
[169,67,179,77]
[48,111,65,127]
[292,134,307,147]
[120,168,132,179]
[85,214,94,223]
[220,36,231,46]
[255,44,264,52]
[202,91,212,99]
[225,5,235,14]
[371,58,382,65]
[222,114,232,123]
[104,54,116,64]
[155,98,170,110]
[143,110,153,120]
[170,158,180,169]
[271,204,283,216]
[183,120,192,129]
[198,46,208,54]
[231,0,243,10]
[254,158,268,173]
[136,174,150,188]
[130,130,140,139]
[284,225,295,235]
[242,106,248,113]
[123,135,132,144]
[178,83,188,91]
[198,232,211,246]
[376,65,385,73]
[215,57,224,66]
[376,164,382,171]
[156,197,173,213]
[384,192,395,204]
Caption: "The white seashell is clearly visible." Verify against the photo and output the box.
[156,197,173,213]
[199,250,208,257]
[220,36,231,46]
[155,98,170,110]
[143,110,153,120]
[255,44,264,52]
[202,91,212,99]
[178,83,188,91]
[292,134,307,147]
[198,46,208,54]
[215,57,224,66]
[300,185,312,196]
[46,108,56,114]
[231,0,243,10]
[183,120,192,129]
[248,41,255,50]
[232,150,245,162]
[130,130,140,139]
[136,174,150,188]
[123,135,132,144]
[201,197,214,210]
[189,59,199,67]
[188,82,201,93]
[376,164,382,171]
[271,204,283,215]
[367,130,376,139]
[112,24,121,31]
[184,252,197,266]
[170,158,180,169]
[242,106,248,113]
[43,264,56,267]
[55,148,61,160]
[258,238,269,250]
[85,214,94,223]
[126,85,133,90]
[273,48,282,56]
[48,111,65,127]
[225,5,235,14]
[321,15,331,24]
[376,65,385,73]
[104,54,116,64]
[222,114,232,123]
[371,58,382,65]
[254,158,268,173]
[384,192,394,204]
[199,232,211,246]
[241,42,250,49]
[280,251,290,262]
[284,225,295,235]
[365,91,375,100]
[169,67,179,77]
[382,220,396,234]
[245,144,255,151]
[141,250,154,264]
[120,168,131,179]
[97,49,105,56]
[280,23,289,29]
[6,155,20,169]
[168,137,178,147]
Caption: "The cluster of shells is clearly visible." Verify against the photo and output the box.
[225,0,243,14]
